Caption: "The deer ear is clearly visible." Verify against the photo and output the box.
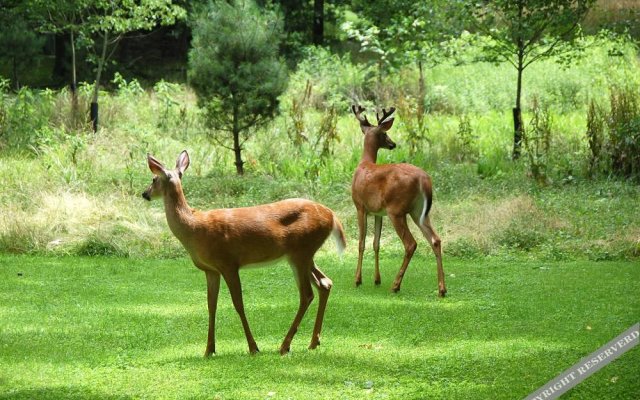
[147,154,167,177]
[379,117,395,131]
[176,150,190,176]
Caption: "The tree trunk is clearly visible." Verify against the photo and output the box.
[512,3,525,160]
[91,31,109,133]
[70,31,79,129]
[512,56,524,160]
[232,103,244,175]
[312,0,324,46]
[417,60,425,121]
[513,106,523,159]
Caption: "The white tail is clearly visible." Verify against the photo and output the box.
[332,219,347,255]
[351,105,446,297]
[142,150,346,356]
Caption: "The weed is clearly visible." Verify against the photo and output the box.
[454,113,476,162]
[523,97,552,185]
[586,99,606,177]
[607,85,640,179]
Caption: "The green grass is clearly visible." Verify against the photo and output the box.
[1,253,638,399]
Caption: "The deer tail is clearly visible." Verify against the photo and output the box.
[419,176,433,227]
[331,214,347,255]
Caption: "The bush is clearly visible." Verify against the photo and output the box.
[284,46,373,110]
[523,98,552,184]
[607,85,640,179]
[0,86,57,153]
[586,99,606,177]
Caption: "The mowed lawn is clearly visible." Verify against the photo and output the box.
[0,253,638,399]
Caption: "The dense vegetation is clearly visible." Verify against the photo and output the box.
[0,34,638,261]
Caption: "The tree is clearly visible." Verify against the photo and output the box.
[0,14,44,90]
[468,0,596,159]
[188,0,288,175]
[26,0,184,131]
[82,0,185,132]
[28,0,90,127]
[343,0,467,153]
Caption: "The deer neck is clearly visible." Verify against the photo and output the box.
[361,135,380,164]
[163,185,196,239]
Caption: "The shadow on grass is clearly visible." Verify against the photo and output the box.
[1,254,638,399]
[0,386,134,400]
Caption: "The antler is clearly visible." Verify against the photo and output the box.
[376,107,396,125]
[351,105,373,127]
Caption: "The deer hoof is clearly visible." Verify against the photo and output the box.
[391,286,401,293]
[438,288,447,298]
[279,346,290,356]
[374,279,381,286]
[355,280,362,287]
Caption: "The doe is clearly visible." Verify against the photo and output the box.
[351,105,446,297]
[142,151,346,355]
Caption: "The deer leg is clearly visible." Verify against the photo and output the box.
[414,215,447,297]
[280,259,314,355]
[204,271,221,357]
[373,216,383,285]
[222,270,259,355]
[389,214,417,293]
[355,207,367,286]
[309,264,332,350]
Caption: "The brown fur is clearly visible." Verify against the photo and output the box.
[143,151,345,355]
[351,105,446,296]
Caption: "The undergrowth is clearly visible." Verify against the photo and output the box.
[0,37,638,260]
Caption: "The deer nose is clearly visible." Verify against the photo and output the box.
[142,192,151,201]
[389,142,397,150]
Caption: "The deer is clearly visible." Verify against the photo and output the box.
[350,105,447,297]
[142,150,346,356]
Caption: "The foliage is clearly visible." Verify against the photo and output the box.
[0,16,45,89]
[586,98,606,177]
[285,46,371,109]
[111,72,144,97]
[153,79,185,131]
[523,98,553,184]
[0,38,639,260]
[396,95,429,156]
[0,86,58,153]
[188,0,288,175]
[454,113,477,162]
[344,0,466,68]
[607,85,640,179]
[468,0,595,69]
[467,0,597,158]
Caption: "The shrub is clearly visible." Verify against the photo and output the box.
[607,85,640,179]
[522,98,552,184]
[0,86,57,153]
[284,46,372,110]
[586,99,606,177]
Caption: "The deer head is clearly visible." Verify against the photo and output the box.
[351,105,397,150]
[142,150,190,201]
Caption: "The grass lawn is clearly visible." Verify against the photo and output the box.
[0,253,638,399]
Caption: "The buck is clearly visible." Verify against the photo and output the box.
[351,105,446,297]
[142,151,346,356]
